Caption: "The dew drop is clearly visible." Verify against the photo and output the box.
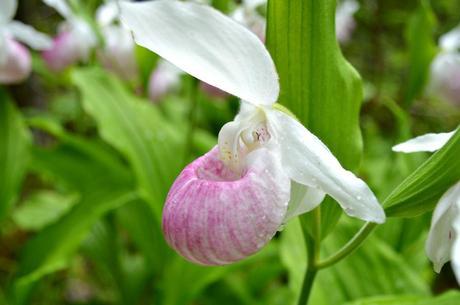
[356,195,362,201]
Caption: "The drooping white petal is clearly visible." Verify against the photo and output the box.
[119,0,279,106]
[265,109,385,223]
[452,203,460,284]
[392,131,455,153]
[284,182,326,222]
[425,182,460,273]
[6,21,52,50]
[42,0,73,19]
[0,0,17,25]
[440,25,460,52]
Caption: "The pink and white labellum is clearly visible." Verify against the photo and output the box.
[42,0,97,71]
[393,131,460,284]
[0,0,51,84]
[163,146,290,265]
[121,0,385,265]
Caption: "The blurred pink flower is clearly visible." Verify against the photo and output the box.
[148,60,182,102]
[42,1,97,71]
[97,26,138,81]
[428,26,460,106]
[336,0,359,44]
[0,37,31,84]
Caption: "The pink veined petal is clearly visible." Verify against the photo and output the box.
[0,38,31,84]
[162,146,290,266]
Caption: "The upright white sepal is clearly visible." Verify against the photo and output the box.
[425,182,460,273]
[119,0,279,105]
[0,0,17,25]
[392,131,455,153]
[266,109,385,223]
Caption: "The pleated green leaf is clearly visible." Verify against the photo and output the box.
[0,91,31,221]
[280,219,430,305]
[73,68,185,220]
[402,0,437,107]
[385,127,460,217]
[266,0,364,236]
[10,130,136,305]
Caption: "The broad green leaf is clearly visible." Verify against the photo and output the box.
[12,191,78,231]
[135,45,159,90]
[280,219,430,305]
[402,0,437,107]
[10,132,137,304]
[345,290,460,305]
[73,68,185,220]
[385,128,460,217]
[266,0,364,236]
[0,91,31,221]
[116,200,171,273]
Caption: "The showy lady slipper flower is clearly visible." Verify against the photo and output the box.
[428,25,460,106]
[0,0,52,84]
[393,131,460,283]
[42,0,97,71]
[120,0,385,265]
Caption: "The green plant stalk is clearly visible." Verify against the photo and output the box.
[184,77,199,163]
[297,208,321,305]
[316,222,377,269]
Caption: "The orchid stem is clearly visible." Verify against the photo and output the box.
[315,222,377,269]
[297,208,321,305]
[184,77,199,163]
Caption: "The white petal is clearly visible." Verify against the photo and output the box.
[392,131,455,153]
[6,21,52,50]
[0,0,17,25]
[452,198,460,284]
[96,2,119,27]
[243,0,266,10]
[42,0,73,19]
[283,182,326,222]
[440,25,460,52]
[425,182,460,273]
[265,109,385,223]
[119,0,279,106]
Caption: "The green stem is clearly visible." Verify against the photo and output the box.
[316,222,377,269]
[297,209,321,305]
[184,77,199,163]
